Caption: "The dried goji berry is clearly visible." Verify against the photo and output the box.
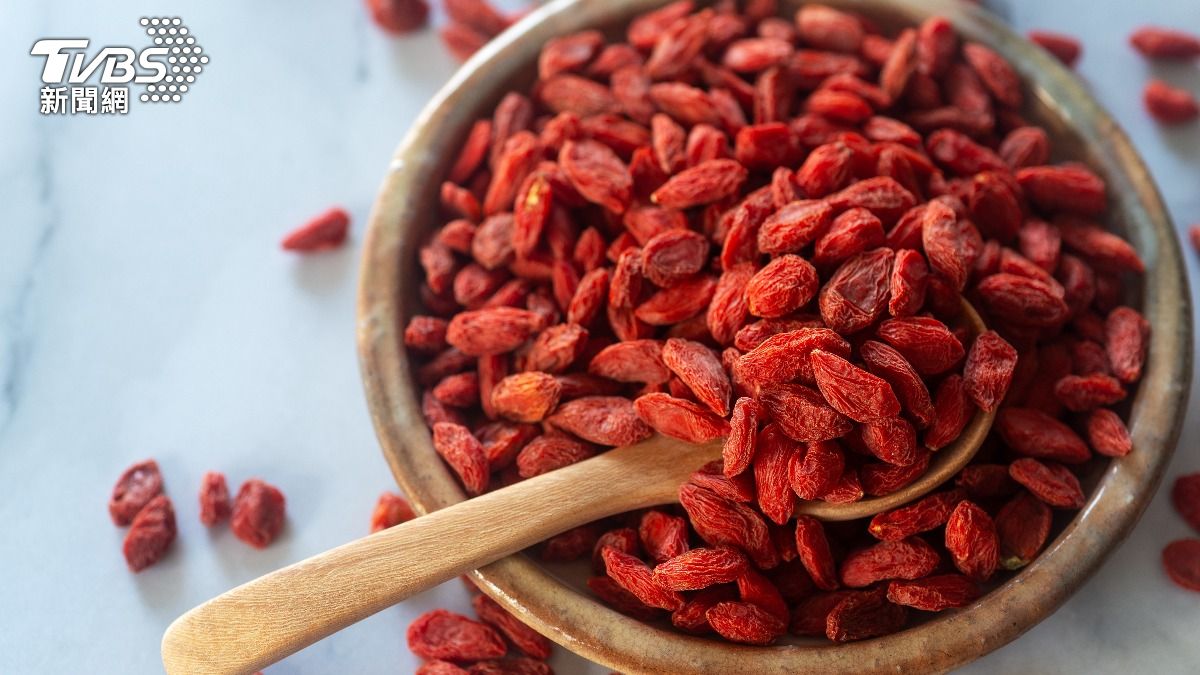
[794,515,839,591]
[601,545,685,611]
[122,494,176,572]
[432,422,490,495]
[817,248,894,333]
[516,434,594,478]
[840,537,941,588]
[1171,473,1200,533]
[996,407,1091,464]
[752,424,801,525]
[1105,306,1150,384]
[679,483,779,569]
[406,609,508,662]
[1028,30,1082,67]
[417,660,470,675]
[109,459,164,526]
[231,478,287,549]
[811,348,901,422]
[671,585,736,634]
[472,594,553,660]
[995,490,1052,570]
[1008,458,1086,509]
[1162,539,1200,592]
[1130,27,1200,59]
[759,382,853,443]
[586,575,663,620]
[868,489,966,541]
[876,316,965,375]
[654,547,748,591]
[281,207,351,252]
[634,392,730,443]
[886,574,980,611]
[944,500,998,582]
[662,338,732,416]
[199,471,231,527]
[446,307,541,356]
[652,159,749,210]
[825,588,908,642]
[790,440,845,501]
[706,601,787,645]
[370,491,415,533]
[547,396,652,447]
[559,140,632,214]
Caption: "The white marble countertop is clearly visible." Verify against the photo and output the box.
[1,1,1198,673]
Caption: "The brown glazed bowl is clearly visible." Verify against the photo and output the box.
[357,0,1192,672]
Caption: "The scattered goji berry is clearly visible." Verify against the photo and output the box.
[1130,27,1200,60]
[1172,473,1200,534]
[230,478,287,548]
[109,459,164,526]
[199,471,231,527]
[281,207,350,252]
[123,494,176,572]
[1162,539,1200,592]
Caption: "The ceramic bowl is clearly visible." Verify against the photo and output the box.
[357,0,1192,671]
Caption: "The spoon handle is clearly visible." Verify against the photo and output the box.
[160,453,654,675]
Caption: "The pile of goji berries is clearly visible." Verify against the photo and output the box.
[403,0,1153,649]
[110,461,287,571]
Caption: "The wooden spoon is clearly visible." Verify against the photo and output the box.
[162,303,993,675]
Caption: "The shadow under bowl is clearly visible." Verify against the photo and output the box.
[357,0,1192,672]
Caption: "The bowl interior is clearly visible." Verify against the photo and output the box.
[356,0,1191,672]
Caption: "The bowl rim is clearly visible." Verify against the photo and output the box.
[356,0,1193,672]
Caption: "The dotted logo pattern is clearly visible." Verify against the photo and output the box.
[138,17,208,104]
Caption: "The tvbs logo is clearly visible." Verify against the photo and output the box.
[31,17,207,114]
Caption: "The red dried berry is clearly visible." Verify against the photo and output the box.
[706,601,787,645]
[230,478,287,548]
[996,407,1091,464]
[1009,458,1086,509]
[281,207,350,252]
[547,396,653,447]
[1163,539,1200,592]
[601,545,685,611]
[887,574,980,611]
[945,500,999,582]
[1172,473,1200,534]
[432,422,490,495]
[370,491,415,533]
[199,471,232,527]
[794,515,839,591]
[634,392,730,444]
[876,316,965,375]
[1144,80,1200,123]
[996,491,1053,570]
[1028,30,1082,67]
[840,537,941,588]
[825,588,908,642]
[366,0,430,34]
[868,489,966,541]
[406,609,508,662]
[1130,27,1200,60]
[654,547,749,591]
[109,459,164,526]
[1106,306,1150,384]
[472,594,553,660]
[122,494,176,572]
[789,439,845,501]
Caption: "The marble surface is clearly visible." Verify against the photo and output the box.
[1,1,1198,673]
